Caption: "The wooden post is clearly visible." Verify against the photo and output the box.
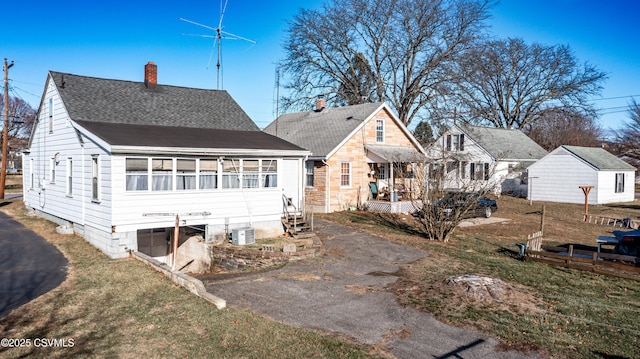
[540,204,545,233]
[578,186,593,219]
[172,215,179,270]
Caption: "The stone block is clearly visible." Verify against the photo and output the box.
[282,243,297,253]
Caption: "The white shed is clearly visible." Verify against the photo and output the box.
[527,145,636,204]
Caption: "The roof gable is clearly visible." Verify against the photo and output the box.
[264,102,424,158]
[457,123,548,160]
[49,71,259,131]
[264,102,383,157]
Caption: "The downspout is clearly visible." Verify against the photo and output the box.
[301,155,308,212]
[322,159,330,213]
[80,140,85,226]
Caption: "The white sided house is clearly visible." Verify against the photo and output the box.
[429,123,548,195]
[22,63,309,260]
[527,145,636,204]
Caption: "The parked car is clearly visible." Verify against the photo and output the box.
[413,192,498,219]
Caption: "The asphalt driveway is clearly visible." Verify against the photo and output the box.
[0,209,68,318]
[203,219,540,358]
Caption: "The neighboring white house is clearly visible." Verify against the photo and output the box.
[22,62,309,260]
[429,123,548,194]
[527,145,636,204]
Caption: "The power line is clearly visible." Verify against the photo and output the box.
[590,94,640,102]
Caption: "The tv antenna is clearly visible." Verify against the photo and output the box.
[180,0,256,90]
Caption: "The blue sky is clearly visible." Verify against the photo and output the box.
[3,0,638,133]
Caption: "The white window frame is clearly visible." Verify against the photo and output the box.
[242,159,260,189]
[126,158,149,191]
[48,98,54,133]
[91,155,100,201]
[305,161,314,188]
[222,159,240,189]
[151,158,173,191]
[375,119,385,143]
[29,158,34,189]
[198,159,218,190]
[176,158,197,191]
[340,162,351,187]
[261,159,278,188]
[66,157,73,197]
[615,173,625,193]
[49,157,56,183]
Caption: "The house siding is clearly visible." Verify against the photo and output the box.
[24,80,87,226]
[430,126,496,191]
[430,125,543,194]
[528,149,598,204]
[23,73,307,259]
[528,147,635,204]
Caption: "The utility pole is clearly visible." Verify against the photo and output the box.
[1,58,14,200]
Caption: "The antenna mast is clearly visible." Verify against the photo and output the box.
[180,0,256,90]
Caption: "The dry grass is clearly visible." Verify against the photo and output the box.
[320,195,640,359]
[0,200,382,359]
[3,174,22,191]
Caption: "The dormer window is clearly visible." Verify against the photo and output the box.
[376,119,385,143]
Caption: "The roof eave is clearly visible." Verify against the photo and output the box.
[110,145,310,157]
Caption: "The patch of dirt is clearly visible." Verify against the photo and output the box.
[446,274,545,314]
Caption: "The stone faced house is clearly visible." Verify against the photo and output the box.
[264,100,426,213]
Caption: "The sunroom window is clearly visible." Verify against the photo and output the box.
[199,159,218,190]
[222,159,240,188]
[262,159,277,188]
[151,158,173,191]
[126,158,148,191]
[176,159,196,190]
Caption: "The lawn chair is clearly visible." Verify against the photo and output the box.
[369,182,378,200]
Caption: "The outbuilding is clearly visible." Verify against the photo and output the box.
[527,145,636,204]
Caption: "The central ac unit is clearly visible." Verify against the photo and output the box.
[232,227,255,245]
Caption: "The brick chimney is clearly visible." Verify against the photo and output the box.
[144,61,157,91]
[315,95,326,112]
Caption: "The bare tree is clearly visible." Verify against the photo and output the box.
[281,0,492,127]
[612,99,640,168]
[0,95,35,141]
[524,109,602,151]
[411,151,499,242]
[450,38,607,129]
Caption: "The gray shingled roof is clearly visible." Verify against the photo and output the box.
[263,102,384,157]
[562,145,636,171]
[75,120,305,152]
[459,123,548,160]
[50,71,259,131]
